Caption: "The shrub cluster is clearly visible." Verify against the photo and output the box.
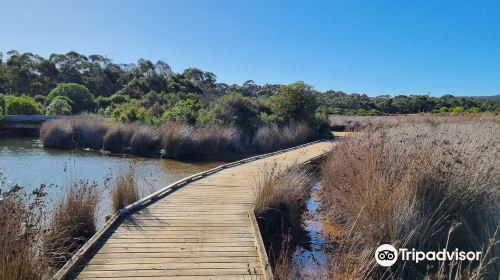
[4,96,42,115]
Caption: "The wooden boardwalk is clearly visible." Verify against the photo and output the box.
[54,140,336,280]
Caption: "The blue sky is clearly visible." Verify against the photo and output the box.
[1,0,499,96]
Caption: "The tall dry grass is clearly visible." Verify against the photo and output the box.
[0,185,48,280]
[253,164,314,279]
[111,168,139,212]
[159,122,243,159]
[329,113,500,131]
[43,181,99,269]
[1,174,101,278]
[251,123,315,153]
[320,117,500,279]
[40,116,322,160]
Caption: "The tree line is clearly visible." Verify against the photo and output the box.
[0,50,498,120]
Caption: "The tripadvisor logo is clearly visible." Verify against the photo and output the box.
[375,244,482,267]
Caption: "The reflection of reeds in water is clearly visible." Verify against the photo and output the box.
[321,117,500,279]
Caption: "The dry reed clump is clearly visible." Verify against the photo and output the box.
[251,123,315,153]
[40,116,324,160]
[0,184,48,280]
[40,116,107,150]
[102,124,135,153]
[253,164,314,279]
[111,168,139,212]
[159,122,242,160]
[320,119,500,279]
[43,181,100,269]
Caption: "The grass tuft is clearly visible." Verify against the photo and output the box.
[111,168,139,212]
[43,181,100,269]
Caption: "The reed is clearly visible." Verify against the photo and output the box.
[320,118,500,279]
[111,168,139,212]
[41,116,322,160]
[253,164,314,278]
[43,181,100,269]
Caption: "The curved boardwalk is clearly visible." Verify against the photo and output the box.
[55,140,336,280]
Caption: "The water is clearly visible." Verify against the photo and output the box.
[293,181,334,279]
[0,137,223,223]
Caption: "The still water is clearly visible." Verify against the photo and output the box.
[0,137,222,223]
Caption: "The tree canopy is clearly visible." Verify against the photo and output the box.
[0,50,498,121]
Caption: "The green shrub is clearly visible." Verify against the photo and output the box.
[214,92,260,133]
[163,99,199,124]
[5,96,42,115]
[47,83,95,113]
[95,96,112,109]
[468,106,481,113]
[270,81,317,123]
[33,95,46,104]
[451,105,464,113]
[0,94,5,115]
[112,101,158,124]
[109,93,129,105]
[46,98,72,115]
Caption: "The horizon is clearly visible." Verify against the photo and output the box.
[2,0,500,97]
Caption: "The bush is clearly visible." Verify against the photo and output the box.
[33,95,46,104]
[95,96,111,109]
[5,96,42,115]
[162,99,199,124]
[111,101,158,124]
[320,119,500,278]
[214,92,260,133]
[270,81,317,123]
[468,106,481,113]
[0,94,5,115]
[46,98,72,115]
[47,83,95,113]
[109,93,129,105]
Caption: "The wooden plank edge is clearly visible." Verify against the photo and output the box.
[248,210,273,280]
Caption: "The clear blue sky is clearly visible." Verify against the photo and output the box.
[1,0,499,96]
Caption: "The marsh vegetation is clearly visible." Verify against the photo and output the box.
[321,115,500,279]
